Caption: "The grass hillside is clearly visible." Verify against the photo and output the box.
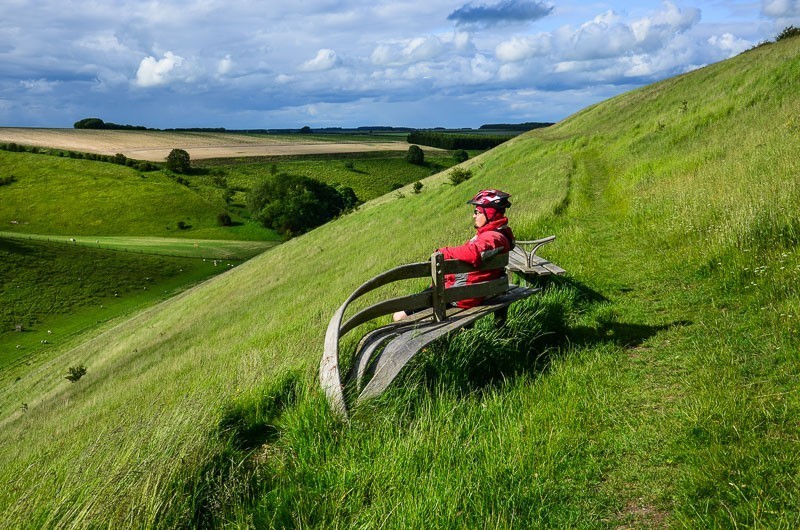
[2,37,799,528]
[0,151,277,241]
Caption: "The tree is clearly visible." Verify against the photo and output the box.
[299,126,312,134]
[406,144,425,165]
[248,173,355,237]
[453,149,469,163]
[74,118,105,129]
[166,148,191,174]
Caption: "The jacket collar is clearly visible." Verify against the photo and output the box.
[477,216,510,234]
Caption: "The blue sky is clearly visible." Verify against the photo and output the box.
[1,0,798,129]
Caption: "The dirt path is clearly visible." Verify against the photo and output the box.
[0,128,416,161]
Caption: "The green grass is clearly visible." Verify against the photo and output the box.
[1,36,800,528]
[195,151,461,204]
[0,237,245,373]
[0,231,278,260]
[0,150,278,240]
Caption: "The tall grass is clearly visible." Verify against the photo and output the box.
[1,35,799,528]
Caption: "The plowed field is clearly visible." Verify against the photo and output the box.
[0,128,413,161]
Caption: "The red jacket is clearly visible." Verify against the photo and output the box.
[437,216,515,308]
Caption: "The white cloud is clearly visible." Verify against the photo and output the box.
[496,35,550,63]
[76,33,128,53]
[762,0,800,17]
[708,33,752,55]
[135,51,185,87]
[217,55,233,76]
[630,1,700,49]
[371,35,449,66]
[20,79,59,93]
[299,49,339,72]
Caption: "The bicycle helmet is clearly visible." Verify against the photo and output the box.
[467,189,512,210]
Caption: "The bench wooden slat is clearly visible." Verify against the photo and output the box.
[321,261,433,419]
[340,291,432,337]
[443,276,510,304]
[542,262,566,275]
[508,252,550,276]
[444,252,509,274]
[356,286,540,402]
[346,309,436,392]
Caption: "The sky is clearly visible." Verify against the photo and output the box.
[1,0,799,129]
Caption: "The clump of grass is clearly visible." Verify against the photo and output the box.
[65,364,87,383]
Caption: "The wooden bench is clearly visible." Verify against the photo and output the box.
[507,236,566,283]
[320,246,563,420]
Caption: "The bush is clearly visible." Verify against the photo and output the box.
[65,365,87,383]
[113,153,127,165]
[177,221,189,230]
[449,167,473,185]
[166,148,191,174]
[776,25,800,41]
[0,175,16,186]
[406,145,425,165]
[453,149,469,163]
[217,212,232,226]
[413,181,423,194]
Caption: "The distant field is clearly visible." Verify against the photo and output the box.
[0,128,420,161]
[0,232,277,260]
[197,151,464,203]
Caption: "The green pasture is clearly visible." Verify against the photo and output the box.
[0,150,277,241]
[195,150,461,204]
[0,236,244,373]
[0,232,277,260]
[1,37,800,528]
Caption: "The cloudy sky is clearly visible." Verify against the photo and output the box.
[1,0,799,129]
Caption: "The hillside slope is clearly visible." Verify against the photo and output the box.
[0,151,276,240]
[1,38,799,527]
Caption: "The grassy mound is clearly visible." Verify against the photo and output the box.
[1,37,799,527]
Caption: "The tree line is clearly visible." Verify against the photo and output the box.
[405,131,515,150]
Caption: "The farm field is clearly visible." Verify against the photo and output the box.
[1,36,799,529]
[0,128,421,161]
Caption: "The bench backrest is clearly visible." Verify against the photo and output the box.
[336,251,510,337]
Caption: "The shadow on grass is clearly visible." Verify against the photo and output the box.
[399,276,691,399]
